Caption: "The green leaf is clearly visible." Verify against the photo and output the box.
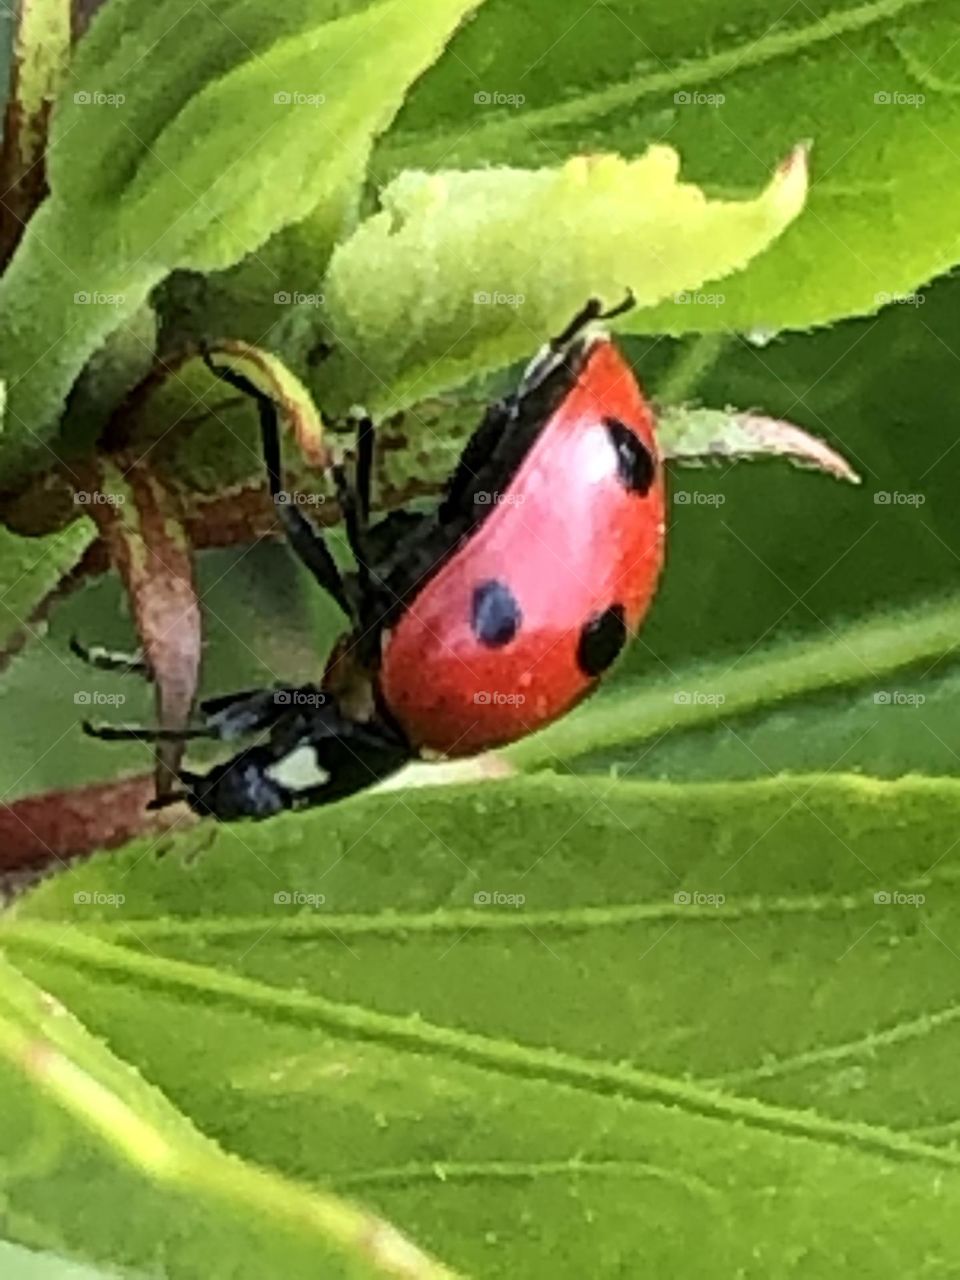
[659,404,860,482]
[59,305,158,456]
[376,0,960,333]
[0,953,457,1278]
[8,774,960,1275]
[0,521,96,667]
[321,143,807,413]
[507,591,960,769]
[0,0,484,489]
[116,0,484,273]
[0,1241,122,1280]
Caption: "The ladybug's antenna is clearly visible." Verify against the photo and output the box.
[598,288,636,323]
[549,297,604,351]
[518,290,637,400]
[548,289,636,352]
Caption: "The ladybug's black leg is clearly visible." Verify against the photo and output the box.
[596,289,636,325]
[197,685,325,739]
[83,682,329,746]
[202,353,354,621]
[332,410,381,616]
[354,412,375,525]
[332,459,372,606]
[70,635,150,678]
[83,722,215,743]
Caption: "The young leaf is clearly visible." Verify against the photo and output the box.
[0,0,485,490]
[320,144,808,413]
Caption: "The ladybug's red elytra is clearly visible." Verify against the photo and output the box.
[85,296,666,819]
[381,334,664,756]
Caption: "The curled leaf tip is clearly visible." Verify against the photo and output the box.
[659,406,859,484]
[773,142,810,214]
[204,340,328,469]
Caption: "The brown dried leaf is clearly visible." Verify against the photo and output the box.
[80,457,200,798]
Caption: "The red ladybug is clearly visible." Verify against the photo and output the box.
[86,295,666,819]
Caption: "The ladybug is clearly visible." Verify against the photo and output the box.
[85,294,665,820]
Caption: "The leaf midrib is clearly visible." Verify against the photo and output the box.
[385,0,935,162]
[7,924,960,1174]
[61,881,941,944]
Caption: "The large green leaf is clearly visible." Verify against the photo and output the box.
[6,774,960,1276]
[0,953,456,1278]
[374,0,960,335]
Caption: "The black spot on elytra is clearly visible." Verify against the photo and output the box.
[578,605,627,677]
[604,417,656,495]
[472,580,522,647]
